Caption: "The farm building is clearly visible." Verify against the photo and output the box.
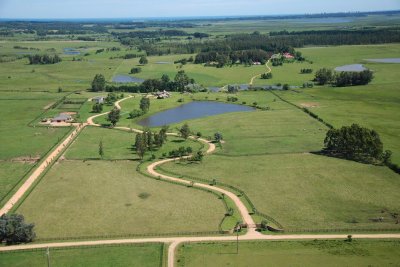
[153,90,171,99]
[51,113,72,123]
[283,53,294,59]
[92,96,105,104]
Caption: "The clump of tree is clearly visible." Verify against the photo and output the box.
[139,56,148,65]
[91,74,106,92]
[0,214,35,245]
[130,67,142,74]
[227,96,238,102]
[227,85,239,94]
[261,72,272,79]
[105,92,119,105]
[169,146,193,158]
[28,54,61,65]
[134,126,169,159]
[92,103,103,113]
[107,107,121,127]
[189,151,204,162]
[140,97,150,113]
[323,124,387,164]
[315,68,373,87]
[271,57,283,66]
[300,68,313,74]
[129,109,144,119]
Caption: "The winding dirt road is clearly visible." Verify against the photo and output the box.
[249,59,271,85]
[2,94,400,267]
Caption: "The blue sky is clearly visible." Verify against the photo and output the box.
[0,0,399,19]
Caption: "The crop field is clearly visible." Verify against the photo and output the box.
[0,243,163,267]
[16,160,226,239]
[161,153,400,230]
[176,240,400,267]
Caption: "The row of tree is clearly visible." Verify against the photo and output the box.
[135,127,168,158]
[28,54,62,65]
[0,214,35,245]
[195,49,270,67]
[315,68,373,87]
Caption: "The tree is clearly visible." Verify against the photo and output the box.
[315,68,333,85]
[140,97,150,113]
[214,132,223,143]
[57,87,63,93]
[91,74,106,92]
[179,123,190,139]
[99,140,104,158]
[128,109,143,119]
[139,56,148,65]
[324,124,383,163]
[130,67,141,74]
[0,214,35,245]
[227,85,239,94]
[282,84,290,90]
[135,133,146,159]
[174,70,191,92]
[107,107,121,127]
[92,103,103,113]
[159,126,169,145]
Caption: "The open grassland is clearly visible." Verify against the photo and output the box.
[0,162,32,207]
[176,240,400,267]
[116,54,266,86]
[0,97,71,160]
[0,243,163,267]
[66,126,203,160]
[254,44,400,86]
[0,41,125,92]
[161,153,400,231]
[16,161,225,239]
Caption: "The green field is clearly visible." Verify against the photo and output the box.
[16,161,225,239]
[0,243,163,267]
[0,162,32,207]
[176,240,400,267]
[161,153,400,231]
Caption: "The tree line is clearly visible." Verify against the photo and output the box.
[315,68,373,87]
[28,54,62,65]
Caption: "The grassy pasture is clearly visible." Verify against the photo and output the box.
[176,240,400,267]
[0,162,32,207]
[0,243,163,267]
[16,161,225,239]
[162,153,400,231]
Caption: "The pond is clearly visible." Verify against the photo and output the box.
[335,64,367,72]
[112,75,145,83]
[155,61,172,64]
[63,48,81,55]
[365,58,400,63]
[137,101,255,127]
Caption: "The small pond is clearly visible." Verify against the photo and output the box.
[137,101,255,127]
[112,75,145,83]
[155,61,172,64]
[335,64,367,72]
[64,48,81,55]
[365,58,400,64]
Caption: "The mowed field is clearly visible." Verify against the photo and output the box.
[162,153,400,231]
[176,240,400,267]
[0,243,163,267]
[16,160,226,239]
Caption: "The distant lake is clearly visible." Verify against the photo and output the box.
[365,58,400,63]
[112,75,145,83]
[335,64,367,72]
[155,61,172,64]
[137,101,255,127]
[64,48,81,55]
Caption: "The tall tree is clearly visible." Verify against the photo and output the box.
[135,133,146,159]
[91,74,106,92]
[107,107,121,127]
[139,56,148,65]
[179,123,190,139]
[0,214,35,245]
[99,140,104,158]
[174,70,191,92]
[140,97,150,113]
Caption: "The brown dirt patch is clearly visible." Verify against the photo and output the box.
[61,112,77,115]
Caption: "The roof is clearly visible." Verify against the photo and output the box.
[52,113,72,121]
[92,96,104,100]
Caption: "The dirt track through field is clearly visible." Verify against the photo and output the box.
[249,59,271,85]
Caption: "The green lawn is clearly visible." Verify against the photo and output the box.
[16,161,225,239]
[162,153,400,231]
[176,240,400,267]
[0,162,33,207]
[0,243,163,267]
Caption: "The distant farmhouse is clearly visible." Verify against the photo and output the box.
[92,96,105,104]
[51,113,72,123]
[153,90,171,99]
